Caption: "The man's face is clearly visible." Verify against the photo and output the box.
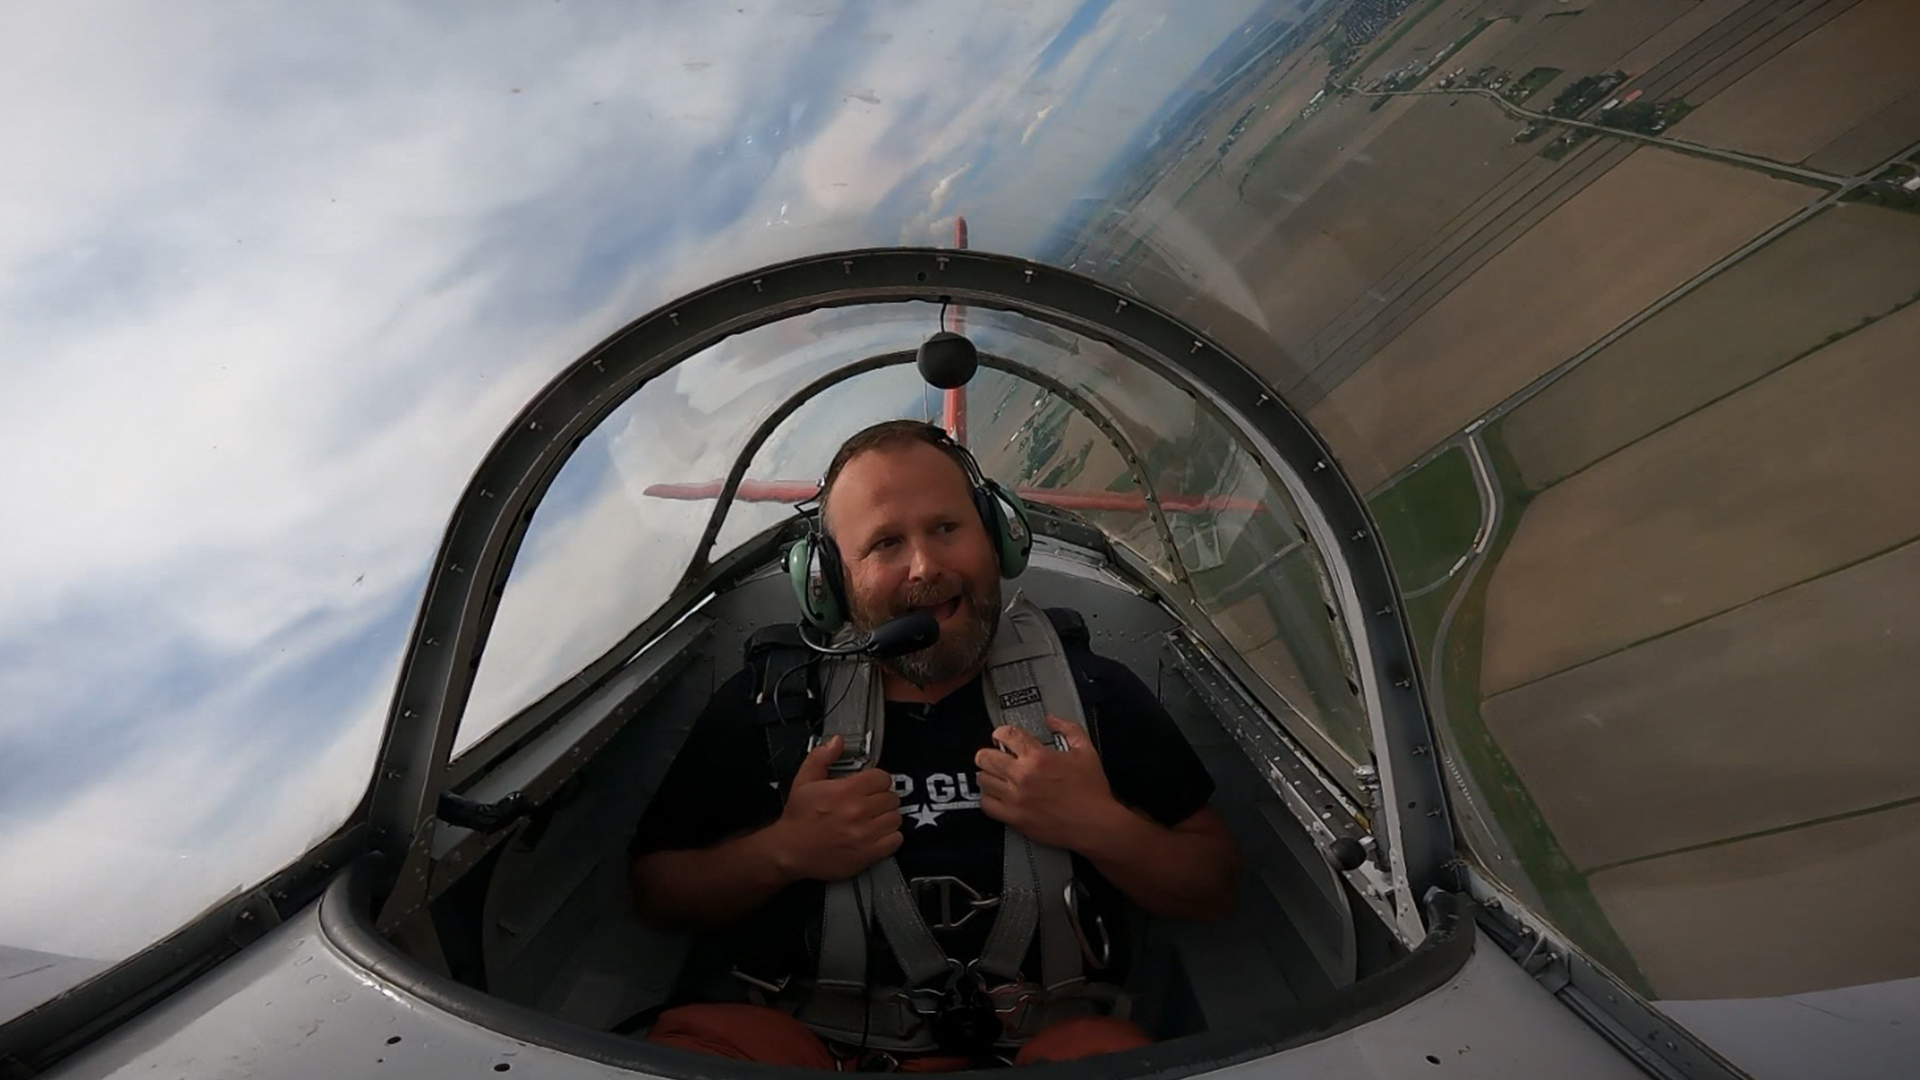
[824,440,1002,687]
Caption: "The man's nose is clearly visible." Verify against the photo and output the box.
[906,536,943,581]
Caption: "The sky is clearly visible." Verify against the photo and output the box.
[0,0,1273,1020]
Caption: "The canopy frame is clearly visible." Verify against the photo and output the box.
[363,247,1456,945]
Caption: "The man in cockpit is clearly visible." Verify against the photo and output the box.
[629,419,1240,1069]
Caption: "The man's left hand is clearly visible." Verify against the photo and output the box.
[974,716,1121,850]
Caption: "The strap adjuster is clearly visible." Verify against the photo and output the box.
[909,875,1001,931]
[807,731,874,773]
[990,732,1070,754]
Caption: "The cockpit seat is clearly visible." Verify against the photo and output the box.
[455,575,1362,1054]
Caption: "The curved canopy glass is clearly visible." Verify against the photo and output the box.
[460,306,946,753]
[468,298,1370,783]
[9,2,1920,1077]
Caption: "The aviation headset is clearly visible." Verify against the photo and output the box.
[783,428,1033,633]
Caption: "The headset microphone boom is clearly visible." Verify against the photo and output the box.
[798,609,941,659]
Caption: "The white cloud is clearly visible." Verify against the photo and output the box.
[0,595,395,960]
[929,164,973,217]
[1022,104,1057,144]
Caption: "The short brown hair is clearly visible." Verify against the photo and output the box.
[818,420,974,536]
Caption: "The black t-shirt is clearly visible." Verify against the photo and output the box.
[630,645,1215,989]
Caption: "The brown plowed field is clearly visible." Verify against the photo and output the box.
[1309,148,1815,490]
[1482,300,1920,693]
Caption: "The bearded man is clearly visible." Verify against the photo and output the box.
[628,420,1240,1070]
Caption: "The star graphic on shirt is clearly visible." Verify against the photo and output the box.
[908,805,945,828]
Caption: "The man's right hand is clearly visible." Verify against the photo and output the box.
[770,735,903,882]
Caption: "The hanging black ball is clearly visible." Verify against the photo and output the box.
[916,331,978,390]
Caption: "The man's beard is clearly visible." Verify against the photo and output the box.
[852,573,1002,687]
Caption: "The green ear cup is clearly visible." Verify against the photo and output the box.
[981,480,1032,578]
[785,534,845,632]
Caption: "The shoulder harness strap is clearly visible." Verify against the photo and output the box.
[815,592,1090,999]
[976,595,1085,990]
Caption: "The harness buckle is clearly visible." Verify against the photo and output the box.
[894,957,969,1019]
[807,731,874,773]
[908,875,1001,931]
[911,959,1000,1058]
[987,979,1043,1035]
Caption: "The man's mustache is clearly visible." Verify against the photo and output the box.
[893,578,963,614]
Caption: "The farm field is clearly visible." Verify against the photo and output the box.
[1664,0,1920,167]
[1591,799,1920,1000]
[1229,92,1537,370]
[1612,0,1751,77]
[1483,539,1920,871]
[1308,148,1816,490]
[1502,202,1920,489]
[1481,300,1920,693]
[1482,0,1697,78]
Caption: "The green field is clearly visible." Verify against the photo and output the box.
[1401,579,1454,661]
[1508,66,1563,105]
[1367,444,1482,591]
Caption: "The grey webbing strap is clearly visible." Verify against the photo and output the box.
[817,861,951,990]
[976,596,1086,989]
[978,820,1041,982]
[816,660,879,988]
[818,659,880,770]
[791,991,934,1053]
[816,596,1091,996]
[975,657,1045,983]
[815,659,950,990]
[865,858,956,988]
[816,875,870,989]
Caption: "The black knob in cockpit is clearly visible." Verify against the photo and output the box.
[1326,837,1367,873]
